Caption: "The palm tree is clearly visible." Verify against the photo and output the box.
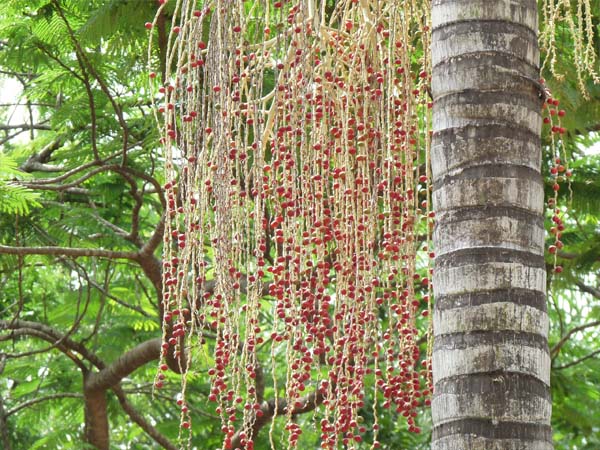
[430,0,553,448]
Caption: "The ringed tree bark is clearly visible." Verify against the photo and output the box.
[430,0,553,449]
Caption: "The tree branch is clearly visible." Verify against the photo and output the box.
[1,327,88,372]
[574,279,600,299]
[551,320,600,358]
[112,386,178,450]
[85,339,161,392]
[556,251,600,262]
[6,393,83,417]
[0,319,104,369]
[230,390,325,450]
[20,139,64,173]
[51,0,130,165]
[554,349,600,370]
[0,244,140,261]
[2,320,174,448]
[0,123,51,131]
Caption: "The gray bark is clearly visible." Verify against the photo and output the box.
[430,0,552,449]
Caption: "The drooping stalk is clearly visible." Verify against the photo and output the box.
[149,0,433,448]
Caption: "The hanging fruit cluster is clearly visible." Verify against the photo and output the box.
[541,83,572,276]
[148,0,433,448]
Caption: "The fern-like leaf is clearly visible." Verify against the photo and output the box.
[0,152,41,215]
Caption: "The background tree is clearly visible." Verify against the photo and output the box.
[0,1,598,449]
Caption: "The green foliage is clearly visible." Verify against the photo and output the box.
[0,153,41,215]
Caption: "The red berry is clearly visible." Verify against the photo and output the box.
[145,22,153,30]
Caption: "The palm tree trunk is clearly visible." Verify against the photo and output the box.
[430,0,553,448]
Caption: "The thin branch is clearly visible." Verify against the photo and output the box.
[0,123,51,131]
[0,69,33,78]
[0,244,140,261]
[554,349,600,370]
[551,320,600,358]
[123,388,219,420]
[574,279,600,299]
[19,165,116,191]
[88,209,131,240]
[34,42,85,82]
[51,0,130,165]
[0,103,54,108]
[0,319,104,370]
[556,251,600,262]
[1,328,88,371]
[26,150,121,185]
[73,46,100,160]
[0,129,28,146]
[6,393,83,417]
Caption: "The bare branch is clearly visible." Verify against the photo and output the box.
[123,388,220,420]
[0,244,140,261]
[0,69,33,78]
[0,319,104,370]
[556,251,600,262]
[554,349,600,370]
[20,140,64,173]
[1,328,88,371]
[6,393,83,417]
[551,319,600,358]
[51,0,130,165]
[574,279,600,299]
[20,165,115,191]
[26,151,121,185]
[0,123,51,131]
